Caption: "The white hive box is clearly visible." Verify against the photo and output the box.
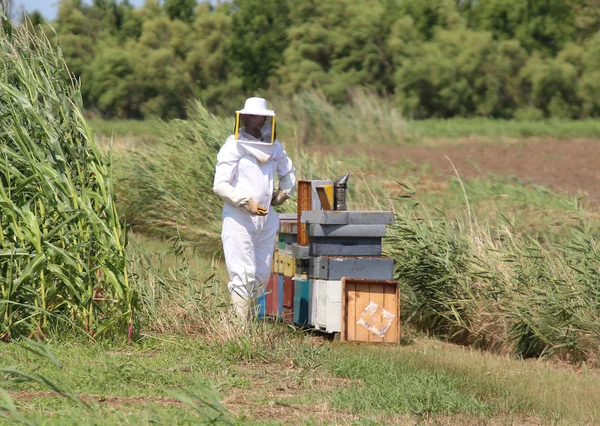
[310,279,320,329]
[313,279,342,333]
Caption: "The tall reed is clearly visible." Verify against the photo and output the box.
[0,18,132,339]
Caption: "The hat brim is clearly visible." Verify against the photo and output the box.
[236,108,275,117]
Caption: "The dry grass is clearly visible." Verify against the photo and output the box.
[387,338,600,424]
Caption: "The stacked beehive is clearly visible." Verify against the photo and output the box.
[262,214,297,320]
[300,211,395,334]
[260,179,400,343]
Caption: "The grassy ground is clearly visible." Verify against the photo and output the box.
[85,117,600,142]
[3,237,600,425]
[87,118,164,139]
[404,118,600,140]
[5,115,600,424]
[3,327,599,424]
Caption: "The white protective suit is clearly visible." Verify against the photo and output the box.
[213,133,295,320]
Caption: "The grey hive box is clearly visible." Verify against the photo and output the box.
[301,211,395,225]
[309,256,394,280]
[309,237,382,256]
[306,224,387,238]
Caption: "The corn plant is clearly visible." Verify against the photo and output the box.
[0,18,133,339]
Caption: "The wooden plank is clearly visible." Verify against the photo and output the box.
[383,282,399,344]
[353,282,371,342]
[346,282,357,341]
[369,283,385,343]
[297,181,312,246]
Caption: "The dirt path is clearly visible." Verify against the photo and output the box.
[322,138,600,202]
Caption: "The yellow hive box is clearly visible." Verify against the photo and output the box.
[272,251,280,273]
[280,254,295,278]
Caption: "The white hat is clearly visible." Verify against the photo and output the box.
[236,97,275,116]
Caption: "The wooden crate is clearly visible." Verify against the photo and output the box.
[341,278,400,344]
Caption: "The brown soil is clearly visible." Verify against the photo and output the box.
[322,137,600,203]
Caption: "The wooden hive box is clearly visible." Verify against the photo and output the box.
[282,276,294,323]
[341,278,400,344]
[265,273,279,317]
[312,279,342,332]
[309,279,319,329]
[293,278,310,327]
[277,274,284,317]
[257,292,266,318]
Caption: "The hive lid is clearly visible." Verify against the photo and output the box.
[300,210,394,225]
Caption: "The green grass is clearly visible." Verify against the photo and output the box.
[3,333,599,425]
[86,113,600,147]
[404,117,600,140]
[87,118,163,138]
[2,234,599,424]
[326,347,490,419]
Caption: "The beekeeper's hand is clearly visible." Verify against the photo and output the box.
[271,189,289,206]
[243,199,268,216]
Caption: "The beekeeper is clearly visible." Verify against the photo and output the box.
[213,97,296,322]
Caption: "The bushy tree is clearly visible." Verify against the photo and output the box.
[390,21,527,118]
[230,0,290,93]
[459,0,576,55]
[85,43,143,118]
[186,4,243,114]
[576,33,600,116]
[39,0,600,119]
[279,0,398,102]
[164,0,196,22]
[519,47,582,118]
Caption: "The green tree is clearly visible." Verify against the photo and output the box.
[390,21,527,118]
[230,0,290,93]
[576,33,600,116]
[279,0,399,102]
[186,4,242,114]
[85,43,143,117]
[54,0,94,78]
[568,0,600,41]
[519,47,583,118]
[459,0,576,55]
[164,0,196,22]
[398,0,463,40]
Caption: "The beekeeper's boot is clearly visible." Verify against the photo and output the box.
[231,291,250,324]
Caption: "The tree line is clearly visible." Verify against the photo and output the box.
[27,0,600,120]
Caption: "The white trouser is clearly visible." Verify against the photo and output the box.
[222,204,279,301]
